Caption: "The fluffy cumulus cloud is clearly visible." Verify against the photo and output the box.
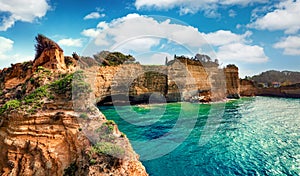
[57,38,83,47]
[81,14,207,54]
[83,12,105,20]
[203,30,268,63]
[202,30,252,46]
[81,29,101,38]
[273,36,300,56]
[81,13,268,63]
[134,0,267,15]
[0,36,13,60]
[0,0,50,31]
[248,0,300,34]
[217,43,268,63]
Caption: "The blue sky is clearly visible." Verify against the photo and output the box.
[0,0,299,77]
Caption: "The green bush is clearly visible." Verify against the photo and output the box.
[25,85,49,100]
[51,71,91,95]
[91,142,125,158]
[89,159,96,165]
[79,113,88,119]
[51,74,73,94]
[104,120,115,131]
[96,120,116,135]
[0,99,21,114]
[37,66,45,71]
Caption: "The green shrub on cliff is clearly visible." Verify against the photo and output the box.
[0,100,21,114]
[96,120,117,141]
[97,120,115,133]
[79,113,88,119]
[1,70,92,115]
[93,51,136,66]
[51,70,91,95]
[25,85,49,101]
[51,73,73,94]
[91,142,125,158]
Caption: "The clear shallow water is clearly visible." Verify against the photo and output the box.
[99,97,300,176]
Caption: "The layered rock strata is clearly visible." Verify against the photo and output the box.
[94,58,239,105]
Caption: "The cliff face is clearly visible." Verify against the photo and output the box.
[0,36,147,176]
[94,64,168,105]
[94,58,239,105]
[224,65,240,99]
[240,79,257,96]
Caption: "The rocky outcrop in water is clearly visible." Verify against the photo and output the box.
[224,65,240,99]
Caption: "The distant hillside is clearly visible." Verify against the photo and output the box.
[251,70,300,85]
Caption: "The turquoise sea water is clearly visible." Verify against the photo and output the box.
[99,97,300,176]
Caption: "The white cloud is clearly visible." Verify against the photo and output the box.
[83,12,105,20]
[273,35,300,56]
[82,14,207,49]
[219,0,268,6]
[248,0,300,34]
[0,36,32,68]
[0,36,13,60]
[57,38,83,47]
[202,30,252,46]
[202,30,268,63]
[81,13,268,63]
[81,28,101,38]
[134,0,267,16]
[216,43,268,63]
[111,37,160,53]
[0,0,50,31]
[97,21,109,30]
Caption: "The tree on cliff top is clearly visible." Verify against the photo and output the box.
[93,51,136,66]
[34,34,63,60]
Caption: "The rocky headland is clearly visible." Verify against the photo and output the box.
[0,35,147,176]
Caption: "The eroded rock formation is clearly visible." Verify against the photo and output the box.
[93,56,239,105]
[240,79,257,96]
[0,35,147,176]
[224,65,240,99]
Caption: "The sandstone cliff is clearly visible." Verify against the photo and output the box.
[224,65,240,99]
[0,35,147,176]
[239,79,257,96]
[93,56,239,105]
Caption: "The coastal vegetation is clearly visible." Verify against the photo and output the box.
[0,69,91,115]
[90,142,125,158]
